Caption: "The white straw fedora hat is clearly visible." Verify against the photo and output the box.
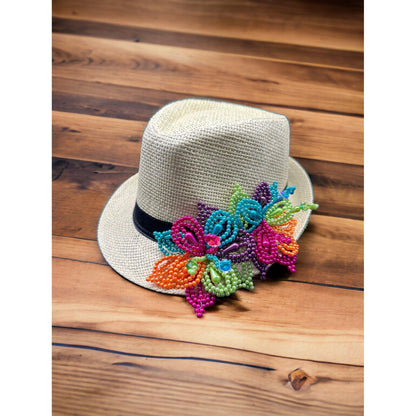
[97,98,318,316]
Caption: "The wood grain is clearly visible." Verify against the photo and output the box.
[52,158,135,238]
[52,235,103,265]
[53,326,363,416]
[52,33,363,115]
[51,1,364,413]
[52,81,363,165]
[52,257,363,366]
[52,111,144,167]
[300,158,363,220]
[52,156,363,245]
[52,17,363,71]
[52,0,364,52]
[52,210,364,290]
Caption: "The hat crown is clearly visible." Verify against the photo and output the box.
[136,99,290,222]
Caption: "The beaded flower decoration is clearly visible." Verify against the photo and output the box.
[146,181,318,317]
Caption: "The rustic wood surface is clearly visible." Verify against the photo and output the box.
[52,1,363,414]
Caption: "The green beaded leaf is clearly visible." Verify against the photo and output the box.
[264,200,297,226]
[229,184,248,216]
[233,262,255,291]
[265,199,319,226]
[201,260,240,297]
[300,202,319,211]
[185,260,198,275]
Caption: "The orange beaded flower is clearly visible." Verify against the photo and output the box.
[147,253,206,290]
[146,216,231,290]
[270,218,297,237]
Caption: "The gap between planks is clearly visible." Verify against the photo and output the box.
[53,325,364,368]
[52,206,364,290]
[52,17,363,72]
[52,256,363,366]
[52,33,363,115]
[53,75,364,119]
[52,253,363,292]
[52,325,363,415]
[51,154,363,221]
[52,0,364,52]
[52,109,363,166]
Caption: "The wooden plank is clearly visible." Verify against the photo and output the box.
[52,235,104,265]
[52,326,363,416]
[52,208,364,289]
[52,0,363,52]
[52,89,162,122]
[52,17,363,71]
[52,158,134,238]
[288,215,363,289]
[52,257,363,366]
[52,156,363,244]
[52,76,183,112]
[300,158,363,220]
[52,111,144,167]
[263,106,363,166]
[52,33,363,115]
[52,80,363,165]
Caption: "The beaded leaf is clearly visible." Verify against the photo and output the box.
[171,216,206,256]
[229,184,248,216]
[204,209,238,248]
[235,198,264,232]
[154,230,185,256]
[146,253,206,289]
[252,181,272,207]
[185,282,216,318]
[252,220,280,265]
[232,261,255,291]
[196,202,219,227]
[264,199,300,226]
[201,260,241,297]
[216,230,255,263]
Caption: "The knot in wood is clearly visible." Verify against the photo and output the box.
[288,368,315,391]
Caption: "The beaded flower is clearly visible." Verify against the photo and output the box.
[146,181,318,317]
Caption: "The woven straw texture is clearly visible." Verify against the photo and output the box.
[137,99,290,221]
[97,99,315,296]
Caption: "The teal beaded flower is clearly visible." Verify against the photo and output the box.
[147,181,318,317]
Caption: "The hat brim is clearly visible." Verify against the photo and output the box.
[97,157,314,296]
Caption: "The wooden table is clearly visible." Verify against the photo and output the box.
[52,1,363,414]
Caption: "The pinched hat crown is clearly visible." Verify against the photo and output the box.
[136,99,291,223]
